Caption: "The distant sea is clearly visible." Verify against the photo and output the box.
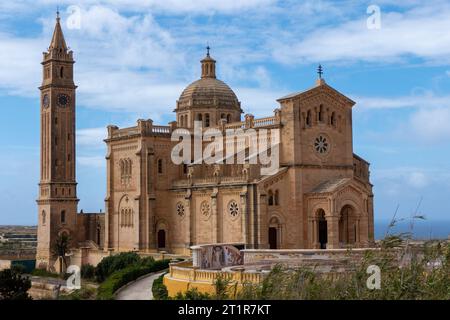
[375,220,450,240]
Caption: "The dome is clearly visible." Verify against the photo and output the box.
[178,77,240,110]
[176,49,241,112]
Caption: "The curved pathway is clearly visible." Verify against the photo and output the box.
[115,271,166,300]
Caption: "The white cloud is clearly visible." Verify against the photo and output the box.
[354,92,450,143]
[1,0,276,15]
[0,34,42,96]
[77,155,105,168]
[272,4,450,64]
[409,107,450,142]
[372,167,449,194]
[77,127,107,147]
[354,92,450,110]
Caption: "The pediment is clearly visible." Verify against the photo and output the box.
[277,82,355,108]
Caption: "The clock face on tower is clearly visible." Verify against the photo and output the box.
[57,93,70,107]
[42,94,49,108]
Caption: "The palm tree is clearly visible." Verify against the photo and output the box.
[52,233,71,275]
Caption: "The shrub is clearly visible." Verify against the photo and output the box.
[81,264,95,280]
[235,241,450,300]
[174,288,211,300]
[152,274,168,300]
[10,264,26,275]
[31,268,60,278]
[96,259,170,300]
[0,269,32,300]
[59,286,97,300]
[95,252,141,282]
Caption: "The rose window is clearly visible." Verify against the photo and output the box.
[201,201,210,217]
[228,201,239,217]
[314,135,329,154]
[176,202,185,217]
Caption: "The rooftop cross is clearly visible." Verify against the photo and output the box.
[317,64,323,79]
[206,44,210,57]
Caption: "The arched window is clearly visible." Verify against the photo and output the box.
[197,113,203,122]
[274,190,279,205]
[331,112,336,126]
[60,67,64,78]
[158,159,163,174]
[42,210,46,225]
[221,113,225,120]
[227,114,231,123]
[205,113,210,127]
[268,190,274,206]
[127,159,132,176]
[306,110,312,127]
[61,210,66,224]
[318,105,323,122]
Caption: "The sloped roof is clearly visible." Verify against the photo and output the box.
[309,177,352,194]
[277,81,355,106]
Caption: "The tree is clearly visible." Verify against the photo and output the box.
[0,269,32,300]
[52,233,71,275]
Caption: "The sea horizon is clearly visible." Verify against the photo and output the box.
[2,219,449,241]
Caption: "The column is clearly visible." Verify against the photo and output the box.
[313,219,319,249]
[240,188,248,245]
[327,215,339,249]
[211,188,219,243]
[257,193,268,249]
[184,191,192,248]
[359,215,369,247]
[355,217,361,246]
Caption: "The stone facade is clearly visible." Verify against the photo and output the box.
[37,15,374,269]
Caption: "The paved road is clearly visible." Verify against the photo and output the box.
[115,271,166,300]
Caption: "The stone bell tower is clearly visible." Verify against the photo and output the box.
[36,11,78,270]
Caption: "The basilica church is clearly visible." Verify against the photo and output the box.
[36,14,374,269]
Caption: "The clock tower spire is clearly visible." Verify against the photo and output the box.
[36,12,78,270]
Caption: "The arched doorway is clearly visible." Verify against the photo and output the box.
[339,205,356,245]
[268,227,277,249]
[157,229,166,249]
[268,216,281,249]
[317,209,327,249]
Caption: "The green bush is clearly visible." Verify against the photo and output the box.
[81,264,95,280]
[236,241,450,300]
[10,264,26,275]
[96,259,170,300]
[95,252,141,282]
[31,268,60,278]
[59,286,97,300]
[152,273,168,300]
[174,288,211,300]
[0,269,32,300]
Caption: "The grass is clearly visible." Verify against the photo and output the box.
[168,238,449,300]
[96,259,170,300]
[30,268,60,278]
[152,273,169,300]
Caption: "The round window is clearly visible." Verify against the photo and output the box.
[314,135,329,154]
[228,200,239,218]
[176,202,185,217]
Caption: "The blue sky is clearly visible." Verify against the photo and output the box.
[1,0,450,227]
